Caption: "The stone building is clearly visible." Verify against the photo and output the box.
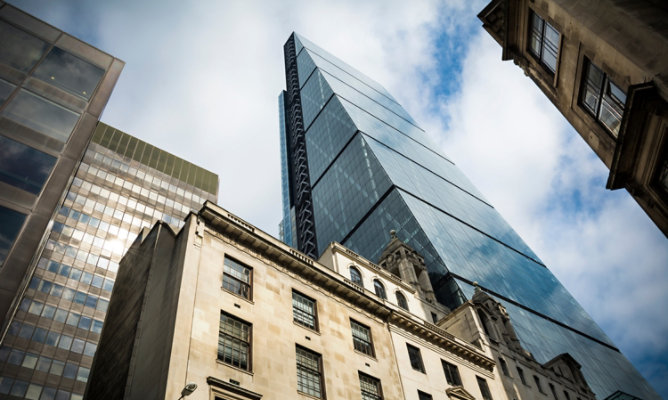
[85,202,596,400]
[478,0,668,235]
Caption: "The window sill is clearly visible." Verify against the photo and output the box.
[215,359,254,376]
[353,349,376,361]
[293,320,321,335]
[221,287,254,305]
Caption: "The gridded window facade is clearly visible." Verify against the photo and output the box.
[580,59,626,137]
[359,372,383,400]
[442,360,462,386]
[292,290,318,330]
[296,345,324,398]
[218,312,251,371]
[528,11,560,73]
[373,279,386,299]
[477,376,493,400]
[351,319,375,357]
[407,343,425,372]
[223,257,252,299]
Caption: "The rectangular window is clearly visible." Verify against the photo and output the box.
[564,391,571,400]
[0,135,56,195]
[351,320,375,357]
[580,59,626,137]
[418,390,433,400]
[517,366,527,385]
[296,345,324,398]
[218,311,251,371]
[528,11,560,73]
[222,257,252,300]
[534,375,545,393]
[0,205,26,267]
[477,376,493,400]
[499,358,510,376]
[442,360,462,386]
[407,343,425,373]
[293,290,318,330]
[359,372,383,400]
[549,383,559,399]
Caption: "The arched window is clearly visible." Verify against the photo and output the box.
[349,266,362,286]
[395,291,408,310]
[373,279,386,299]
[477,309,494,339]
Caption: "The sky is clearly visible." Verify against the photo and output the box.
[8,0,667,397]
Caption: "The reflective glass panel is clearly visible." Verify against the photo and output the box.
[0,135,56,194]
[0,205,26,266]
[0,78,16,104]
[2,89,80,142]
[34,47,105,100]
[0,21,49,72]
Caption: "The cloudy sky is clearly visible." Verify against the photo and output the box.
[9,0,667,396]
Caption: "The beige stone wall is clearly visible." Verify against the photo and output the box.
[168,227,405,400]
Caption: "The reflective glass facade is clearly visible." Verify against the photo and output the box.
[0,123,218,399]
[280,33,657,399]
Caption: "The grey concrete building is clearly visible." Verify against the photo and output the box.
[478,0,668,236]
[85,202,597,400]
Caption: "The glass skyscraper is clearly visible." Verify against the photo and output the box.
[0,123,218,399]
[279,33,659,399]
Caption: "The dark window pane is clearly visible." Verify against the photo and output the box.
[0,21,49,72]
[293,291,317,330]
[296,346,323,398]
[351,319,375,357]
[359,372,383,400]
[0,78,16,104]
[477,376,493,400]
[0,205,26,266]
[34,47,105,100]
[407,344,425,372]
[373,280,386,299]
[2,89,80,142]
[0,135,56,195]
[350,266,362,285]
[442,360,462,385]
[395,291,408,310]
[218,311,251,371]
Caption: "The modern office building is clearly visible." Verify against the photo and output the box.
[278,33,659,399]
[478,0,668,236]
[0,122,218,399]
[0,1,123,334]
[85,202,596,400]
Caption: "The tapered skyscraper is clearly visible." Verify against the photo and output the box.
[279,33,659,399]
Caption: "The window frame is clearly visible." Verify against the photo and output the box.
[579,58,626,137]
[217,311,252,372]
[350,266,363,286]
[295,345,325,399]
[373,279,386,300]
[498,358,510,377]
[477,376,493,400]
[406,343,425,373]
[517,366,527,385]
[395,291,408,310]
[527,10,561,74]
[358,372,383,400]
[222,256,252,300]
[442,360,462,386]
[418,390,433,400]
[292,290,318,331]
[350,319,375,357]
[534,375,546,394]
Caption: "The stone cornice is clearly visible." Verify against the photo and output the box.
[198,202,493,371]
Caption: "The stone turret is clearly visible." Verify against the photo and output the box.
[378,230,437,303]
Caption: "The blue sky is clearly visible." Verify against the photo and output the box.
[8,0,667,397]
